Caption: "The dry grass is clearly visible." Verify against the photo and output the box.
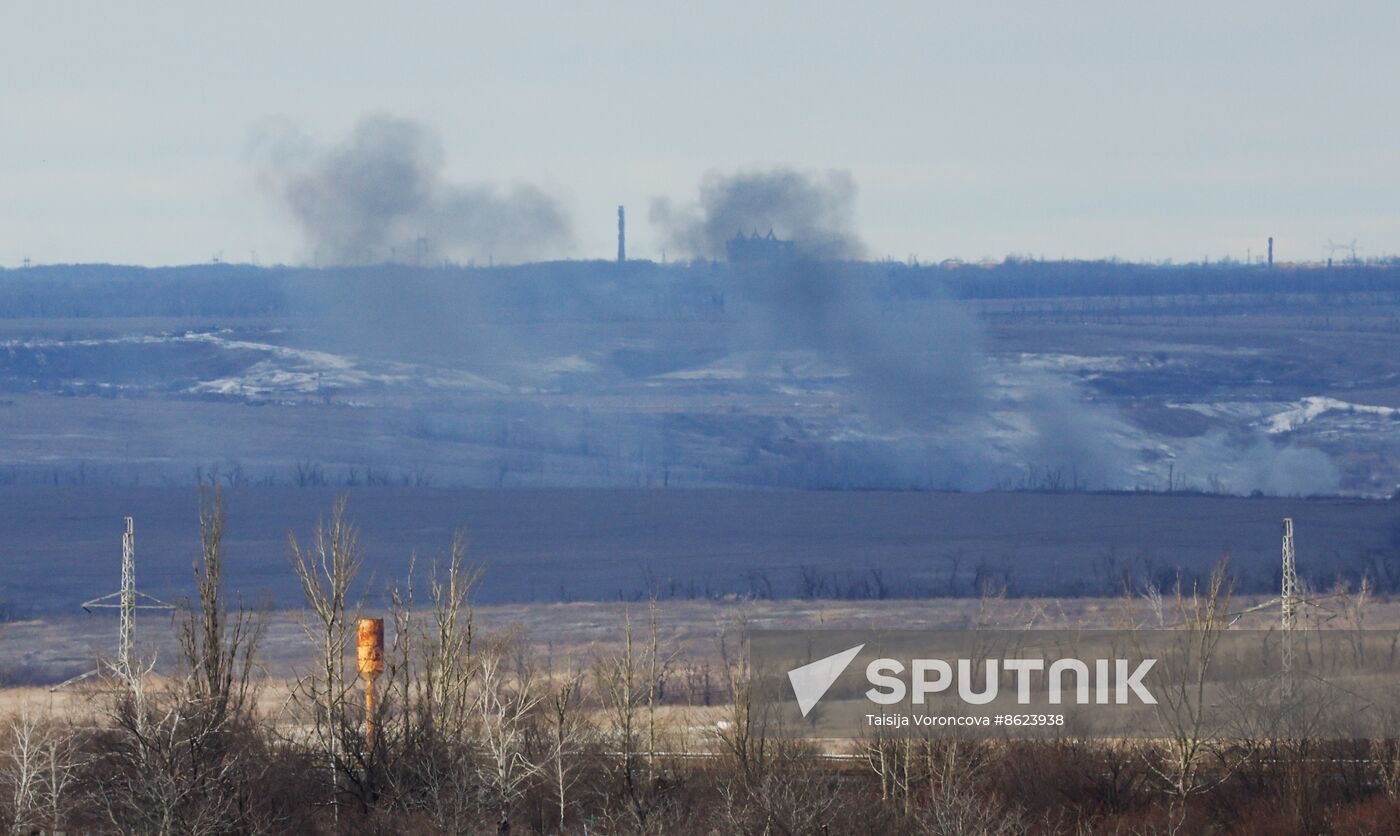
[5,589,1394,724]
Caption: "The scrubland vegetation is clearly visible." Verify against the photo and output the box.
[4,493,1400,834]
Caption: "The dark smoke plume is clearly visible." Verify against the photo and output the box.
[650,168,865,260]
[253,115,572,265]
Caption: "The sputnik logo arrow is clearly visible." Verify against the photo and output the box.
[788,644,864,717]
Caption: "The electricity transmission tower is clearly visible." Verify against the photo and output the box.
[1280,517,1299,676]
[1326,239,1361,265]
[1224,516,1320,681]
[81,517,173,681]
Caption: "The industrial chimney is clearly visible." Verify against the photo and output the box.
[617,205,626,263]
[1267,237,1274,267]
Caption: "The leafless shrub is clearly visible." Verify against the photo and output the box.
[0,708,82,834]
[90,679,246,835]
[714,740,838,835]
[913,784,1026,836]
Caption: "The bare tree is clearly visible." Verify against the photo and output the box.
[711,611,850,834]
[474,637,542,834]
[643,597,672,776]
[1,708,81,834]
[179,484,265,736]
[420,531,483,739]
[1335,575,1373,664]
[1143,559,1253,808]
[595,607,646,825]
[543,670,588,832]
[594,603,672,828]
[1,709,43,833]
[287,495,363,813]
[712,611,779,790]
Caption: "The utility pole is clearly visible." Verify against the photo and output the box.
[82,517,173,681]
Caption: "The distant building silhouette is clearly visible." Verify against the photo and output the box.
[726,228,795,263]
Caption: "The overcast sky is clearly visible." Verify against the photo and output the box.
[2,1,1398,267]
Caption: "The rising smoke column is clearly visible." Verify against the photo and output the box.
[253,115,572,265]
[657,168,1338,493]
[737,258,1142,489]
[652,167,1134,485]
[650,168,865,260]
[744,260,1341,494]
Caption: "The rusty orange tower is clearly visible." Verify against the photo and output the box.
[356,618,385,746]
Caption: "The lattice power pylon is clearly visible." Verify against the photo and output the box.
[1280,517,1300,676]
[82,517,173,681]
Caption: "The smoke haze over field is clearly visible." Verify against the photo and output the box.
[735,257,1340,495]
[651,169,866,260]
[1175,431,1340,497]
[741,260,987,424]
[252,115,572,266]
[0,256,1364,497]
[0,112,1358,498]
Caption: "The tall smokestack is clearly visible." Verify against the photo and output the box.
[1267,237,1274,267]
[617,205,626,263]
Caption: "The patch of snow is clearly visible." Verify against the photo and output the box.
[1172,401,1276,423]
[183,332,360,370]
[534,354,597,374]
[1010,353,1129,373]
[0,328,515,398]
[657,351,848,382]
[1264,396,1400,434]
[189,360,394,397]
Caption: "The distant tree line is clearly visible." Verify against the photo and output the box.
[5,259,1400,319]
